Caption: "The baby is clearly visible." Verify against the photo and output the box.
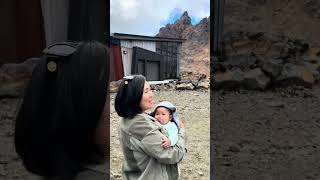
[151,101,180,149]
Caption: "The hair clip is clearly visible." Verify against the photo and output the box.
[47,61,57,72]
[123,75,134,80]
[43,42,79,57]
[123,75,134,85]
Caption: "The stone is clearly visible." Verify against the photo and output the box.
[262,59,283,78]
[197,79,210,89]
[304,46,320,63]
[276,63,315,87]
[176,83,195,90]
[110,80,121,93]
[280,43,290,58]
[243,68,271,90]
[231,39,252,55]
[302,62,320,82]
[214,69,244,90]
[0,58,39,97]
[114,173,121,179]
[228,145,240,153]
[266,42,286,58]
[301,55,320,64]
[224,55,256,71]
[253,40,272,55]
[265,100,285,108]
[150,84,161,91]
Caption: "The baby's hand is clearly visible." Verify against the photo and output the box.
[179,120,185,128]
[161,136,171,149]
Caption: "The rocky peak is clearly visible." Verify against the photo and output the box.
[179,11,191,25]
[156,11,210,77]
[182,11,189,17]
[196,16,210,32]
[157,11,192,39]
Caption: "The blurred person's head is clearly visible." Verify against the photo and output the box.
[115,74,154,119]
[14,41,110,179]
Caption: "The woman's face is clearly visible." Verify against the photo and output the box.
[140,81,154,111]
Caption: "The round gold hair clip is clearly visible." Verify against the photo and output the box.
[47,61,57,72]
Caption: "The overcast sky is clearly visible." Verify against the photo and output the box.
[110,0,210,36]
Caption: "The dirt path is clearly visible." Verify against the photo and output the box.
[110,90,211,180]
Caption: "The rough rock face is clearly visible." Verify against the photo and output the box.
[156,11,210,78]
[157,11,193,39]
[214,0,320,90]
[223,0,320,44]
[214,31,320,90]
[244,68,271,90]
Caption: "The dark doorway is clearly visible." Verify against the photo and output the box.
[131,47,164,81]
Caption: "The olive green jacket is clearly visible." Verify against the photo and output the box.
[120,113,187,180]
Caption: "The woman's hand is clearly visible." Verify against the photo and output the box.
[161,135,171,149]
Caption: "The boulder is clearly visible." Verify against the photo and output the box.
[110,80,121,93]
[302,62,320,82]
[243,68,271,90]
[176,83,194,90]
[223,55,256,71]
[0,58,39,97]
[262,59,283,78]
[214,69,244,90]
[276,63,315,87]
[197,79,210,89]
[266,42,287,58]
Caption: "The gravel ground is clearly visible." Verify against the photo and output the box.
[0,98,27,180]
[213,84,320,180]
[4,84,320,180]
[0,89,210,180]
[110,89,211,180]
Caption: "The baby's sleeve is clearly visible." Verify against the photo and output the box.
[167,122,179,146]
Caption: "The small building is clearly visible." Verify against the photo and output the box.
[110,33,185,81]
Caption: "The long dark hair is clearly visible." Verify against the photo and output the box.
[114,74,146,119]
[14,41,109,179]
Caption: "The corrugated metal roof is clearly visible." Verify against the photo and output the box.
[111,33,185,42]
[120,40,156,52]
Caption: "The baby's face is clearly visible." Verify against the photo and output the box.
[154,107,172,125]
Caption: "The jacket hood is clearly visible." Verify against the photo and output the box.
[150,101,180,126]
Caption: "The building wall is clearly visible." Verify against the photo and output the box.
[156,41,181,79]
[121,47,133,76]
[120,40,156,52]
[177,43,182,77]
[0,0,45,65]
[118,39,182,79]
[110,45,124,81]
[120,40,155,76]
[40,0,69,46]
[0,0,16,64]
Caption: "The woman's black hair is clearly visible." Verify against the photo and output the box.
[114,74,146,119]
[14,41,109,179]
